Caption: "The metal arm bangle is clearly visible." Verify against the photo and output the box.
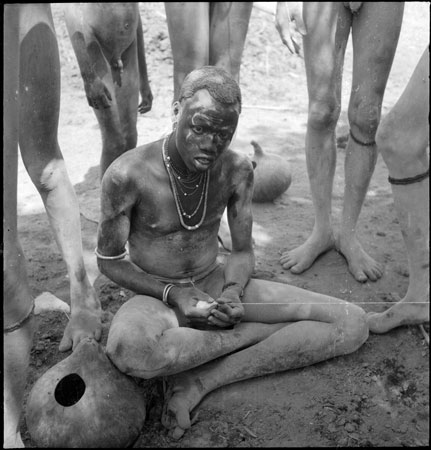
[162,283,176,307]
[94,248,128,260]
[222,281,244,298]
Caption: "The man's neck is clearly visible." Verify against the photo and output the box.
[167,132,191,176]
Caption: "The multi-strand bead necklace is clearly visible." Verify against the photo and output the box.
[162,133,210,231]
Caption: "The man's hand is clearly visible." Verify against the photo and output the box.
[138,84,153,114]
[59,308,102,352]
[169,286,217,328]
[275,2,307,56]
[209,288,245,328]
[85,77,112,109]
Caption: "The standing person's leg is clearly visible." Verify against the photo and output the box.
[336,2,404,282]
[17,4,101,353]
[368,48,429,333]
[3,6,34,447]
[208,2,253,84]
[161,277,368,437]
[164,2,210,101]
[280,2,350,273]
[115,38,140,154]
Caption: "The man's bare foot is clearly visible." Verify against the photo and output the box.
[161,372,206,440]
[367,293,430,334]
[279,228,335,273]
[336,234,383,282]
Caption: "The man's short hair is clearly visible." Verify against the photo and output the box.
[178,66,242,113]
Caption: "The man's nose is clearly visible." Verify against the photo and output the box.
[199,134,217,152]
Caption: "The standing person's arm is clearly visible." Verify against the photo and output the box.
[63,4,112,109]
[136,13,153,114]
[275,2,307,55]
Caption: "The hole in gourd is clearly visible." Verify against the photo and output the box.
[54,373,86,407]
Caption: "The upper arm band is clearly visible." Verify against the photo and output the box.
[94,248,128,260]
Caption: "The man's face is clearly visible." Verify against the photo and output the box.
[174,89,240,172]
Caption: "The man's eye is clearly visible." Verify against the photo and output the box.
[193,126,204,134]
[218,132,229,140]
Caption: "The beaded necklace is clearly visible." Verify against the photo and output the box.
[162,133,210,231]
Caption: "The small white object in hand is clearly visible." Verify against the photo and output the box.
[196,300,217,310]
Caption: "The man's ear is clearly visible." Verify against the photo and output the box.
[171,101,180,124]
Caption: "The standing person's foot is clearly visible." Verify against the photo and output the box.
[280,228,335,273]
[336,233,383,282]
[367,291,429,333]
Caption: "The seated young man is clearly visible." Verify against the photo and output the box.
[95,66,369,439]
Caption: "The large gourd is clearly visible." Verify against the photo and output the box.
[26,338,146,448]
[251,140,292,203]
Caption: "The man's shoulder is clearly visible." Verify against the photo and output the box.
[222,148,254,178]
[223,147,254,169]
[103,139,163,186]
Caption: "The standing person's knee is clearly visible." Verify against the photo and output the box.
[308,97,340,132]
[377,115,428,170]
[27,158,67,194]
[348,98,380,144]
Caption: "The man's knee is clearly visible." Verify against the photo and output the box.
[26,158,67,194]
[106,329,176,379]
[348,98,380,143]
[106,297,179,379]
[337,306,369,354]
[308,97,340,132]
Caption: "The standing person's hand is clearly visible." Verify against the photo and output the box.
[85,77,112,109]
[275,2,307,56]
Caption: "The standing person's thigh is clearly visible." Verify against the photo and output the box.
[241,278,362,324]
[18,5,61,166]
[378,47,429,171]
[165,2,210,98]
[349,2,404,138]
[302,2,350,103]
[208,2,253,79]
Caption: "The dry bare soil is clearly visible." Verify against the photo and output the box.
[18,3,429,447]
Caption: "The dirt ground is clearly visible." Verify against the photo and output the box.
[17,3,429,447]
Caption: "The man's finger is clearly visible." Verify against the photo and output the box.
[210,308,230,322]
[208,316,231,328]
[293,14,307,35]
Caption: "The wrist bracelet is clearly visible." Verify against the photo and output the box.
[222,281,244,298]
[162,283,176,307]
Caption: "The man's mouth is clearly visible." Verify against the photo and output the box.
[195,156,213,166]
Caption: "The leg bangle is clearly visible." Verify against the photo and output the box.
[388,168,429,185]
[349,129,376,147]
